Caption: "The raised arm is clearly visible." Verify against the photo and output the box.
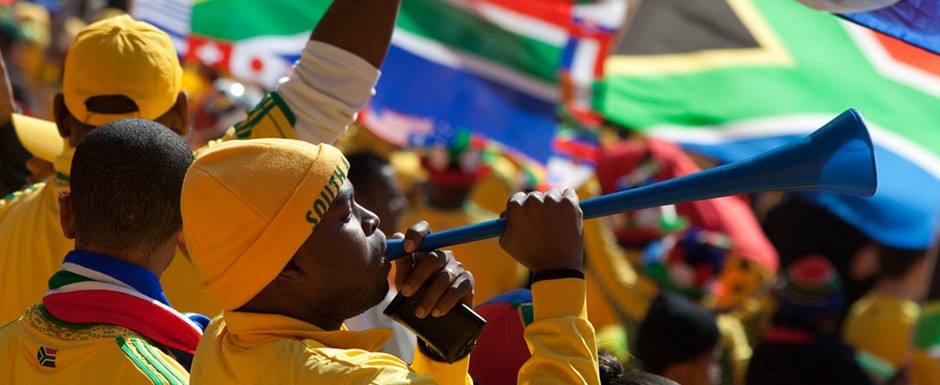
[233,0,402,146]
[499,189,601,385]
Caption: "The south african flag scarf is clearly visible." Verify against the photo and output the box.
[42,250,204,355]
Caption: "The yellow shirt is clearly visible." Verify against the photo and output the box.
[191,311,471,385]
[0,305,189,385]
[191,278,598,385]
[402,203,528,304]
[0,178,71,322]
[843,290,921,367]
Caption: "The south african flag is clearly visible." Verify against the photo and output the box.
[36,346,57,368]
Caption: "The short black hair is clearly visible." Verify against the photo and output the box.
[634,292,720,375]
[346,151,390,188]
[70,118,194,256]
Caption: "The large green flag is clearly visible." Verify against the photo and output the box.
[597,0,940,249]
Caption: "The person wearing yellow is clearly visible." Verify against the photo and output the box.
[843,245,929,370]
[0,0,400,322]
[0,119,198,384]
[181,138,600,384]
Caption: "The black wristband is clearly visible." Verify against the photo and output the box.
[532,269,584,283]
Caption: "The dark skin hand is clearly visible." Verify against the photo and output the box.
[500,188,584,274]
[393,220,475,319]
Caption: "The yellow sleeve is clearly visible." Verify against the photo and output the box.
[409,351,473,385]
[193,92,299,159]
[0,181,46,217]
[520,278,600,385]
[231,92,298,141]
[114,336,191,385]
[0,180,74,323]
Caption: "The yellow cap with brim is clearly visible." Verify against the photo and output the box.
[63,15,181,126]
[12,113,63,162]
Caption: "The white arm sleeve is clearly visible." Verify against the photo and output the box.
[276,41,381,145]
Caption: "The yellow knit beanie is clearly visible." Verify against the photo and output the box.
[181,138,349,310]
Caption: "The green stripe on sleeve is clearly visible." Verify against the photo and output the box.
[117,336,166,385]
[234,95,276,138]
[234,92,295,139]
[267,91,295,126]
[132,338,184,385]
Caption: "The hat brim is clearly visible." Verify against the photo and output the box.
[12,113,62,162]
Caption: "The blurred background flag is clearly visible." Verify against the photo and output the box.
[361,0,569,171]
[185,1,330,88]
[796,0,940,55]
[134,0,329,87]
[131,0,192,55]
[362,0,625,188]
[597,0,940,250]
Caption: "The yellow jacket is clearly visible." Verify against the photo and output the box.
[0,179,69,322]
[191,278,599,385]
[0,305,189,385]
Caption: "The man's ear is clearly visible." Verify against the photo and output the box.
[58,191,76,239]
[177,232,192,260]
[53,93,71,139]
[159,92,190,137]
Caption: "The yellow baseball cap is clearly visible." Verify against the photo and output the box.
[11,113,62,162]
[63,14,181,126]
[181,139,350,310]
